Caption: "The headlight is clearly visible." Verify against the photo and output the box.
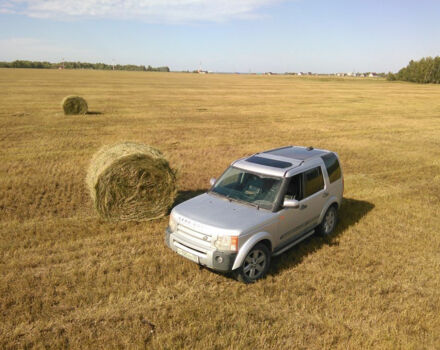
[214,235,238,251]
[169,215,177,232]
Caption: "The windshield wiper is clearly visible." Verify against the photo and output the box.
[209,189,233,203]
[209,188,260,209]
[227,196,260,210]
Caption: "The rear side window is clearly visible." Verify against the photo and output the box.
[304,167,324,197]
[321,153,342,183]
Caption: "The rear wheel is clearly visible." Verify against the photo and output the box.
[317,205,338,236]
[234,243,270,283]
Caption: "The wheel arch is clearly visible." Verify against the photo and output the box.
[232,232,274,270]
[318,197,339,224]
[258,239,272,252]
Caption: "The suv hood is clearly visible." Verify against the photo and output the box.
[172,193,276,234]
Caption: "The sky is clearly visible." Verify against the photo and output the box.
[0,0,439,73]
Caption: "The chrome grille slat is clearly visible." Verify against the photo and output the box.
[177,225,211,242]
[177,224,212,244]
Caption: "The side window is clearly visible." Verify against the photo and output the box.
[321,153,341,183]
[285,174,302,200]
[303,167,324,198]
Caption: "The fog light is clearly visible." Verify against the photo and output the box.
[215,256,224,264]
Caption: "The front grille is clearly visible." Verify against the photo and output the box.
[176,224,212,248]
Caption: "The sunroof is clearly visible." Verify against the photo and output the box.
[246,156,292,169]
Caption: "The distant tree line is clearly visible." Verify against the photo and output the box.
[0,60,170,72]
[388,56,440,83]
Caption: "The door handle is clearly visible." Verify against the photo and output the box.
[323,191,329,198]
[300,204,307,210]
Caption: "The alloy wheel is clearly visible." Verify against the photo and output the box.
[243,249,266,279]
[324,209,336,234]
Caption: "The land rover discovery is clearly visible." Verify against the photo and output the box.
[165,146,343,283]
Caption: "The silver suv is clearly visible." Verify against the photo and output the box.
[165,146,343,283]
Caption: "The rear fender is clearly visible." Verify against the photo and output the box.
[319,196,339,223]
[232,231,273,270]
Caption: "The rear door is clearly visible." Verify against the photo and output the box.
[299,165,328,229]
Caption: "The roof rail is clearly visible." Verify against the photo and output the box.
[263,145,292,153]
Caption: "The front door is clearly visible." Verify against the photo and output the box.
[277,173,307,246]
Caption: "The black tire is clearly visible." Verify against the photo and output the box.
[316,205,338,236]
[234,243,271,284]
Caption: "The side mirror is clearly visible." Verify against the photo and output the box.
[283,198,300,209]
[210,178,216,186]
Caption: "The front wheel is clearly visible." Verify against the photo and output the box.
[234,243,270,284]
[316,205,338,236]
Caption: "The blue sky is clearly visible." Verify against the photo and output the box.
[0,0,439,73]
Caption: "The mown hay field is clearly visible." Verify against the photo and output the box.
[0,69,439,349]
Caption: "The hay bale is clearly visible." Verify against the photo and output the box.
[62,95,88,115]
[86,142,177,221]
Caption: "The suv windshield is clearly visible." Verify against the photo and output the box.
[210,167,283,210]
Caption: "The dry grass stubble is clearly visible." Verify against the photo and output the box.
[0,69,439,349]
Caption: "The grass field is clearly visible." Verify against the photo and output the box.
[1,68,439,349]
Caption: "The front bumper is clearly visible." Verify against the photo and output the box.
[165,227,236,272]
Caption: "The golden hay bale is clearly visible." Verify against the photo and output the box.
[62,95,88,115]
[86,142,177,221]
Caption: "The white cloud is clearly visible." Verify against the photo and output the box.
[0,0,15,13]
[0,0,285,22]
[0,37,91,61]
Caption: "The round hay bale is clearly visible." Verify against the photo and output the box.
[86,142,177,221]
[62,95,88,115]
